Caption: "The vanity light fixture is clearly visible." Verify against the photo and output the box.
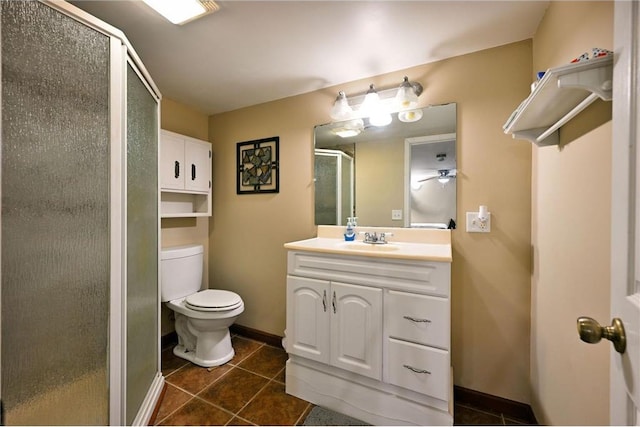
[330,77,424,126]
[142,0,220,25]
[396,76,421,109]
[360,85,392,127]
[330,91,353,121]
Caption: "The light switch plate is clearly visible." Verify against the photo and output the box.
[466,212,491,232]
[392,209,403,220]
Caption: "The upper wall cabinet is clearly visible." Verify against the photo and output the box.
[160,130,212,217]
[503,55,613,146]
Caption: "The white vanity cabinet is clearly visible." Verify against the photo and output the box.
[160,130,212,217]
[287,276,382,380]
[285,247,453,426]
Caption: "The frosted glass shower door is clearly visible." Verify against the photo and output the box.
[125,61,159,425]
[1,1,110,424]
[1,1,162,425]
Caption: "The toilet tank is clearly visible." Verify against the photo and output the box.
[161,244,204,302]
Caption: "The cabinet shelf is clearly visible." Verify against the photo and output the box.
[503,55,613,146]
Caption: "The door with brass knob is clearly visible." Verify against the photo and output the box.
[610,2,640,424]
[577,317,626,354]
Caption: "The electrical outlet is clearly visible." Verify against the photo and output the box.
[466,212,491,233]
[392,209,403,220]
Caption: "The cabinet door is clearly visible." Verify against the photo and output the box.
[330,281,382,380]
[160,132,185,190]
[184,138,211,193]
[286,276,330,364]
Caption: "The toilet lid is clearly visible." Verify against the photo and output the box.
[185,289,242,312]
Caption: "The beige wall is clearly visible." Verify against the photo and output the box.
[356,136,405,227]
[160,97,210,336]
[530,2,613,425]
[209,40,533,403]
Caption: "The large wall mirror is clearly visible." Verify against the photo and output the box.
[314,102,456,228]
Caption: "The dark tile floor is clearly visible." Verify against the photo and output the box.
[152,334,533,426]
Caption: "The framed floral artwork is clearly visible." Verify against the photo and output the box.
[236,136,279,194]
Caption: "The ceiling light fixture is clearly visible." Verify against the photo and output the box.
[330,76,424,126]
[142,0,220,25]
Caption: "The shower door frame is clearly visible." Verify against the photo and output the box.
[0,1,163,424]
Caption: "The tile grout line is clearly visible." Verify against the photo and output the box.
[228,377,275,423]
[158,364,238,425]
[159,338,297,426]
[294,402,313,426]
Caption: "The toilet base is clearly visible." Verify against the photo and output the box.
[173,343,235,368]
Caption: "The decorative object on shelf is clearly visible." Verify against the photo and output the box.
[329,76,424,128]
[503,55,613,146]
[236,136,279,194]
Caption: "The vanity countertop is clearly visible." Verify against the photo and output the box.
[284,227,452,262]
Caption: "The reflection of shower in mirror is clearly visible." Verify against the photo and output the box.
[314,149,354,226]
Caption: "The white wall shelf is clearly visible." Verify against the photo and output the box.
[503,55,613,146]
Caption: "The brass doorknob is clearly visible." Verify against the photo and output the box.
[577,316,626,354]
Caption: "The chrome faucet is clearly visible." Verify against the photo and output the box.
[361,231,394,244]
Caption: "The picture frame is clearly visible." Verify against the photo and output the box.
[236,136,280,194]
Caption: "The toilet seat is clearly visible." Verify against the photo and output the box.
[185,289,243,312]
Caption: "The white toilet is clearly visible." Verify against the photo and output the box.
[161,244,244,367]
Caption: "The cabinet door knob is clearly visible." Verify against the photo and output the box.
[174,161,180,179]
[191,164,196,180]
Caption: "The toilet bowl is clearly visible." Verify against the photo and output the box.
[161,245,244,367]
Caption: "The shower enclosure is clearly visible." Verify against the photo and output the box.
[314,149,354,225]
[1,1,161,424]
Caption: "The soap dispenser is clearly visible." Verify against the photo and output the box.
[344,217,356,241]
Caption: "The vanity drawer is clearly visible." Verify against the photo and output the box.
[288,251,451,297]
[385,290,449,349]
[386,338,449,401]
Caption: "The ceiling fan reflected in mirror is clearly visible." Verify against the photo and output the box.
[418,169,457,184]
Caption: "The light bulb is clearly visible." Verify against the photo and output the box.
[330,91,353,121]
[359,84,381,118]
[395,76,419,110]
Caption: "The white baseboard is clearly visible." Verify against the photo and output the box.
[132,373,165,426]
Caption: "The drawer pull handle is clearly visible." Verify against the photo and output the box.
[404,316,431,323]
[403,365,431,375]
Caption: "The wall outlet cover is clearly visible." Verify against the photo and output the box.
[466,212,491,233]
[392,209,403,220]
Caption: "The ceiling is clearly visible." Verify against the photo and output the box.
[69,1,549,116]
